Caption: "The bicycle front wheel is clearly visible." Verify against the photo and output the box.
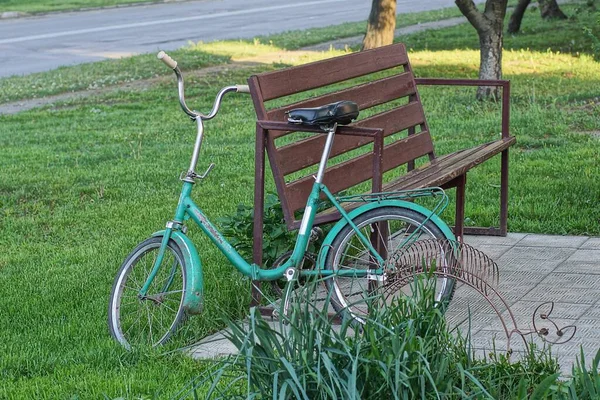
[108,236,187,349]
[325,206,456,324]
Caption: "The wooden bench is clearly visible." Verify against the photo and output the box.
[247,43,515,301]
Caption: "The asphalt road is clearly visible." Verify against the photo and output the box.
[0,0,470,78]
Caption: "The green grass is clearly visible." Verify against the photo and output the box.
[186,279,562,399]
[0,0,159,13]
[0,48,230,103]
[399,2,600,57]
[1,2,599,398]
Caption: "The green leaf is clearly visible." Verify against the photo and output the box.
[530,373,560,400]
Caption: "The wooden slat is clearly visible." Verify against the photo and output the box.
[267,100,425,141]
[284,132,435,213]
[255,43,409,101]
[276,101,426,174]
[353,101,426,138]
[311,137,516,222]
[271,101,427,178]
[384,137,516,191]
[266,72,416,121]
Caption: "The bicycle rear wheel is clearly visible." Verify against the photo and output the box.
[108,236,186,349]
[324,206,456,324]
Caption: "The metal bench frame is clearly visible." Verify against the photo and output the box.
[247,43,515,305]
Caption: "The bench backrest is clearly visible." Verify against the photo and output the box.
[248,43,435,228]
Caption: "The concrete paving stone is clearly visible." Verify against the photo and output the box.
[446,308,499,329]
[496,247,576,272]
[498,281,543,292]
[448,283,520,312]
[468,330,534,353]
[554,260,600,274]
[190,332,239,359]
[565,249,600,263]
[549,337,600,367]
[532,272,600,289]
[584,303,600,318]
[518,234,589,248]
[572,318,600,329]
[581,237,600,249]
[447,293,491,311]
[566,326,600,340]
[462,244,513,260]
[448,313,507,334]
[501,270,549,282]
[501,301,590,323]
[463,232,526,247]
[521,286,600,305]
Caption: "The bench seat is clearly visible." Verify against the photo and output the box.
[296,136,516,229]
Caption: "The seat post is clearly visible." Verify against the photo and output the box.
[314,123,337,184]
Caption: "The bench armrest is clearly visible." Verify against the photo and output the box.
[414,78,511,139]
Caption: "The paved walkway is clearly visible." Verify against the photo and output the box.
[190,233,600,375]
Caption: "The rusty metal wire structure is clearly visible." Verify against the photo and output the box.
[383,239,576,353]
[385,239,499,296]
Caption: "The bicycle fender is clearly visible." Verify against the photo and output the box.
[317,200,455,269]
[152,230,204,315]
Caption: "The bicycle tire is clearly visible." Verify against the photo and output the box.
[108,236,187,349]
[324,206,456,324]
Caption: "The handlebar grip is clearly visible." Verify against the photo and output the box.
[236,85,250,94]
[157,51,178,69]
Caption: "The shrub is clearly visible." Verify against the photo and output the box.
[583,14,600,61]
[217,193,296,267]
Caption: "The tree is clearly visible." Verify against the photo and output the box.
[507,0,532,33]
[508,0,567,34]
[455,0,509,99]
[539,0,568,19]
[362,0,397,50]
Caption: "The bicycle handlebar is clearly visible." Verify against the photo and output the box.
[157,51,177,69]
[157,51,249,120]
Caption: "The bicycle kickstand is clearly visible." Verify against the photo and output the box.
[278,267,298,321]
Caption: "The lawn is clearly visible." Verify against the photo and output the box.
[0,2,599,398]
[0,0,160,13]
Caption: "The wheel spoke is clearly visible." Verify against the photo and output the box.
[325,207,456,323]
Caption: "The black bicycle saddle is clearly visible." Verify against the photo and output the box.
[287,100,359,126]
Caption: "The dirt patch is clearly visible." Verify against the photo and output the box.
[574,131,600,139]
[0,62,262,115]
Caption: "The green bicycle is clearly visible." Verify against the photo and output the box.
[107,51,458,350]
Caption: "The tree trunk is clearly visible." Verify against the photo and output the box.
[478,29,503,99]
[362,0,397,50]
[539,0,568,19]
[455,0,508,99]
[507,0,532,33]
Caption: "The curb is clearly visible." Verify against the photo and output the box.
[0,11,29,19]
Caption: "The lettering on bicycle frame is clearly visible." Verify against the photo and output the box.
[190,207,226,246]
[298,205,312,236]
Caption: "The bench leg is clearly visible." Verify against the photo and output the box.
[499,148,509,236]
[454,174,466,242]
[251,127,266,308]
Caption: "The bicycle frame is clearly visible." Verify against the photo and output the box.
[141,176,386,295]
